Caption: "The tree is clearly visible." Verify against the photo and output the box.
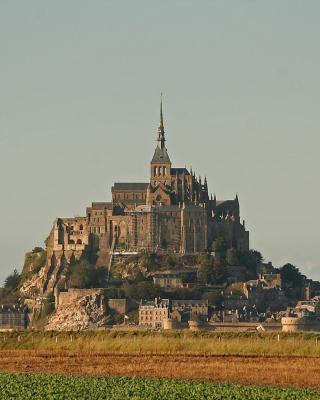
[123,281,161,300]
[68,261,107,289]
[197,262,213,285]
[4,269,21,291]
[280,263,304,292]
[197,252,213,285]
[202,291,223,308]
[163,254,181,269]
[212,255,227,284]
[238,249,263,279]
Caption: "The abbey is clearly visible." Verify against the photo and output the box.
[42,101,249,292]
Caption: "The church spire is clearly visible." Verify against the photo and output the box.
[157,93,165,149]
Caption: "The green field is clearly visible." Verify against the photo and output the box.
[0,374,318,400]
[1,330,320,356]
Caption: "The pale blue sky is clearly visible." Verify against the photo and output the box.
[0,1,320,283]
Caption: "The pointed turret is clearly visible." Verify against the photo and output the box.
[157,93,165,149]
[150,95,171,181]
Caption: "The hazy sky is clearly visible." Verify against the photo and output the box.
[1,1,320,284]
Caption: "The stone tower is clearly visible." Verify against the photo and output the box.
[147,97,173,206]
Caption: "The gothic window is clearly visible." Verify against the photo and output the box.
[76,239,82,245]
[163,166,166,175]
[79,224,83,231]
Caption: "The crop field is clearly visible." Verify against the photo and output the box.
[1,331,320,393]
[0,374,319,400]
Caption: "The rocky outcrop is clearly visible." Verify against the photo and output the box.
[45,290,109,331]
[20,266,47,299]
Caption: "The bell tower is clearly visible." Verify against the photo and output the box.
[146,96,173,206]
[150,95,171,186]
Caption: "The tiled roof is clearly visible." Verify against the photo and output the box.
[171,167,190,175]
[151,146,171,163]
[112,183,149,191]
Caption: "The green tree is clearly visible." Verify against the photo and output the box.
[213,254,227,284]
[163,254,181,269]
[280,263,304,292]
[238,249,263,279]
[202,291,223,308]
[123,281,161,300]
[68,261,107,289]
[4,269,21,291]
[197,252,213,285]
[197,263,213,285]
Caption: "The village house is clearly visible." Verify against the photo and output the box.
[152,273,183,289]
[139,298,209,328]
[139,298,170,329]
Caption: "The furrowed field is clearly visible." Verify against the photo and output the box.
[0,374,319,400]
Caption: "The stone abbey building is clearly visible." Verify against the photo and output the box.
[42,101,249,292]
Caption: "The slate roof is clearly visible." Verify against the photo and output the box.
[112,183,149,191]
[171,167,190,175]
[215,199,238,214]
[91,202,113,209]
[151,145,171,163]
[172,300,208,306]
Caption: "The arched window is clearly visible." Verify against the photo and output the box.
[79,224,83,231]
[154,166,157,176]
[158,166,161,176]
[163,166,166,175]
[76,239,82,245]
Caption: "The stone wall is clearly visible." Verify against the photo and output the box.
[55,288,104,309]
[107,299,128,314]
